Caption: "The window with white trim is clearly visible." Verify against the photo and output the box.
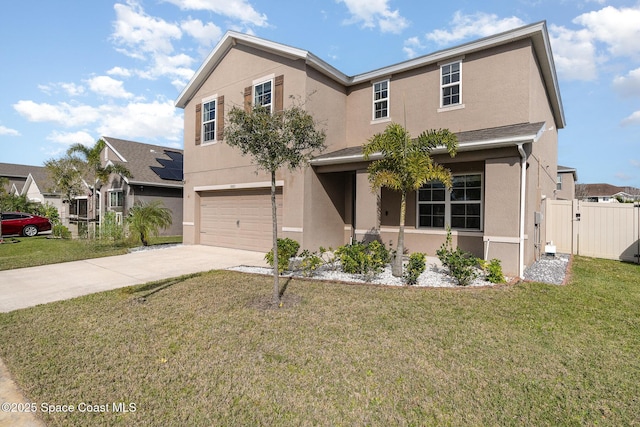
[202,98,216,143]
[417,174,482,230]
[556,174,563,190]
[108,190,123,208]
[441,61,461,107]
[373,80,389,120]
[254,80,272,112]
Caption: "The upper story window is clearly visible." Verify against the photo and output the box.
[373,80,389,120]
[417,173,482,230]
[109,190,123,208]
[441,61,461,107]
[202,97,217,144]
[556,174,563,191]
[254,80,273,112]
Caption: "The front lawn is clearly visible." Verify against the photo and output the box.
[0,235,182,271]
[0,256,638,426]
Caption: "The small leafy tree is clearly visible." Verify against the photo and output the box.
[126,200,172,246]
[67,139,132,231]
[44,155,85,205]
[224,100,326,304]
[363,123,458,277]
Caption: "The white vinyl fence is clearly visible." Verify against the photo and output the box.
[545,200,640,262]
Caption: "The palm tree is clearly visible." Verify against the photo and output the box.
[67,139,132,231]
[363,123,458,277]
[126,200,173,246]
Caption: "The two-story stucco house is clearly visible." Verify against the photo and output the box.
[176,21,565,278]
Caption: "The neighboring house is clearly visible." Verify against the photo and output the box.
[578,183,640,203]
[556,165,578,200]
[175,21,565,278]
[0,162,66,218]
[98,137,184,236]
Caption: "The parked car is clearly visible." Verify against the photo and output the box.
[0,212,52,237]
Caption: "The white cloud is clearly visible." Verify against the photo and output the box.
[163,0,268,27]
[549,24,599,81]
[13,100,101,127]
[0,125,20,136]
[613,68,640,98]
[425,11,525,45]
[14,98,183,143]
[96,100,183,142]
[38,82,85,96]
[337,0,409,34]
[181,18,222,46]
[573,6,640,58]
[403,36,424,59]
[621,111,640,127]
[112,1,182,58]
[87,76,134,99]
[46,131,96,146]
[107,67,132,78]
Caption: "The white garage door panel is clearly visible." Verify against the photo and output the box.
[199,189,282,252]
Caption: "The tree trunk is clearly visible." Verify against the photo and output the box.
[271,171,280,305]
[392,190,406,277]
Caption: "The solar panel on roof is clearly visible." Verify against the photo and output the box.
[150,150,184,182]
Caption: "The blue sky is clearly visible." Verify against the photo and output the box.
[1,0,639,187]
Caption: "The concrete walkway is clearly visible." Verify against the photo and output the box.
[0,245,266,426]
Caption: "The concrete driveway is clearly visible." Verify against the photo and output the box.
[0,244,267,313]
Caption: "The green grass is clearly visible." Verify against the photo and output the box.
[0,235,183,271]
[0,256,639,426]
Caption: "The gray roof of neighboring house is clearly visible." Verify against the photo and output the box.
[101,137,184,188]
[581,183,640,197]
[311,122,546,166]
[0,162,59,195]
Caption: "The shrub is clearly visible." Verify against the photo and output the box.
[299,249,323,277]
[319,246,339,271]
[484,258,505,283]
[52,224,71,239]
[404,252,426,285]
[99,211,124,242]
[335,240,389,280]
[436,228,479,286]
[265,238,300,273]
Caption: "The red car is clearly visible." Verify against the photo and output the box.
[1,212,52,237]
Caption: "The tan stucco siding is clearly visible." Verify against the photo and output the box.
[344,40,533,147]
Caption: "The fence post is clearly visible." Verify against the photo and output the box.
[572,199,580,256]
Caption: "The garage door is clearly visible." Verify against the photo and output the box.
[199,188,283,252]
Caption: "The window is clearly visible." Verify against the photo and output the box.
[109,191,123,208]
[556,174,563,191]
[202,98,216,143]
[417,174,482,230]
[254,80,272,111]
[441,61,461,107]
[373,80,389,120]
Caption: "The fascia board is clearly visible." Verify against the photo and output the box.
[127,180,184,189]
[101,137,127,162]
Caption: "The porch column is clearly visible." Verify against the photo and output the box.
[354,170,380,242]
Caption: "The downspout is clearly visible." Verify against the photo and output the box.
[517,143,527,279]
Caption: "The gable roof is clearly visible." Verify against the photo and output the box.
[0,162,59,196]
[176,22,564,128]
[311,122,546,166]
[101,137,183,188]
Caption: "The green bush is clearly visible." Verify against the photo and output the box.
[335,240,389,280]
[436,228,478,286]
[52,224,72,239]
[299,249,324,277]
[265,238,300,273]
[484,258,505,283]
[99,212,124,242]
[404,252,426,285]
